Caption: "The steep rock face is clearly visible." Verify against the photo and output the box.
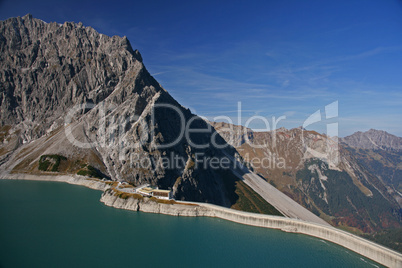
[341,129,402,151]
[0,14,142,141]
[212,122,402,233]
[0,15,240,206]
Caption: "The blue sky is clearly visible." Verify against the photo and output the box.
[1,0,402,136]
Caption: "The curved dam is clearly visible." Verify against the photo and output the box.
[101,190,402,268]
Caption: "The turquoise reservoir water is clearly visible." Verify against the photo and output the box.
[0,180,382,268]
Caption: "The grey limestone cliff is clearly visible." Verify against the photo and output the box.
[0,14,241,206]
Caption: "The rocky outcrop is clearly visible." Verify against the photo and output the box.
[100,189,212,216]
[0,14,141,140]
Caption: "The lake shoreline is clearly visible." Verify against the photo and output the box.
[1,173,401,267]
[0,173,111,191]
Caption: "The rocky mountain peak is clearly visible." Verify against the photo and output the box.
[0,15,243,207]
[0,14,148,140]
[341,129,402,151]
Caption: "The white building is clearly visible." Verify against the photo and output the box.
[135,185,173,200]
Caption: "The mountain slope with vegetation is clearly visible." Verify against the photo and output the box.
[211,122,402,240]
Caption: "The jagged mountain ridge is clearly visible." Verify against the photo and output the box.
[341,129,402,151]
[0,14,143,140]
[211,121,402,233]
[0,14,248,206]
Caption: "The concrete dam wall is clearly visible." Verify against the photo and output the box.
[200,203,402,268]
[100,191,402,268]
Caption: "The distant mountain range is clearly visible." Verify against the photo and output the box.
[341,129,402,151]
[1,15,401,250]
[211,122,402,235]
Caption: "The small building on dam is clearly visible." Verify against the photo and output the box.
[135,185,173,200]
